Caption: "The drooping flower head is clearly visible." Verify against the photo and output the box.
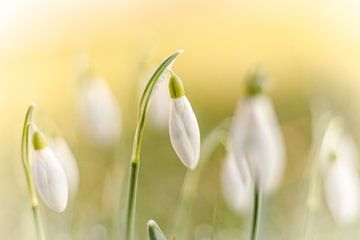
[168,73,201,170]
[230,68,286,193]
[32,130,68,212]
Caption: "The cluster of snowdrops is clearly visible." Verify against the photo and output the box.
[20,50,360,240]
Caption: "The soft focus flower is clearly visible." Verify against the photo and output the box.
[146,66,172,131]
[319,117,360,224]
[32,131,68,212]
[231,92,285,193]
[221,149,253,214]
[168,74,200,169]
[50,137,80,198]
[79,77,121,146]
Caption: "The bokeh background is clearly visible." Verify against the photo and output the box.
[1,0,360,239]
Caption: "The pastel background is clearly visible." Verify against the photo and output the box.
[1,1,360,239]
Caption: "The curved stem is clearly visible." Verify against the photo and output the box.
[250,184,261,240]
[124,50,183,240]
[21,104,45,240]
[173,119,230,238]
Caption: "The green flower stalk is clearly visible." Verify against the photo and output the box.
[21,104,45,240]
[250,185,261,240]
[125,50,184,240]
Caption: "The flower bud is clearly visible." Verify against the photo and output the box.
[168,75,200,169]
[32,131,68,212]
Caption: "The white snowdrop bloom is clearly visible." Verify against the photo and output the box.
[50,137,80,198]
[32,131,68,212]
[231,95,285,193]
[168,74,200,169]
[319,117,360,224]
[79,77,121,146]
[221,150,252,214]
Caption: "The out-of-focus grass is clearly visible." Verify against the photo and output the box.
[1,1,360,239]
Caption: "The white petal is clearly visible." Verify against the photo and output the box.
[221,151,253,214]
[323,159,360,224]
[231,95,286,193]
[320,118,360,224]
[169,96,200,169]
[32,148,68,212]
[50,138,80,198]
[79,77,121,146]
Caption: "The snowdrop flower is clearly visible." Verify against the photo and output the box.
[319,117,360,224]
[32,130,68,212]
[168,74,201,169]
[230,71,285,193]
[221,149,253,214]
[79,77,121,146]
[50,137,80,198]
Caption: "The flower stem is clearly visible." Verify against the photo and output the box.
[250,184,261,240]
[124,50,183,240]
[21,104,45,240]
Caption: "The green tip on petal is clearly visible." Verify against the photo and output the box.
[246,67,266,96]
[169,74,185,99]
[32,130,48,150]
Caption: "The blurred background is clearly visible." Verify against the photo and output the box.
[1,0,360,239]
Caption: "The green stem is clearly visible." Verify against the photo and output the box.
[173,119,230,238]
[21,104,45,240]
[124,50,183,240]
[250,185,261,240]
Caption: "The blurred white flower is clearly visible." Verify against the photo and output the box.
[221,149,252,214]
[148,75,171,131]
[79,77,121,146]
[32,131,68,212]
[142,65,173,131]
[320,117,360,224]
[231,95,285,193]
[49,137,80,198]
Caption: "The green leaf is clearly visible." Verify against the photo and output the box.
[147,220,167,240]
